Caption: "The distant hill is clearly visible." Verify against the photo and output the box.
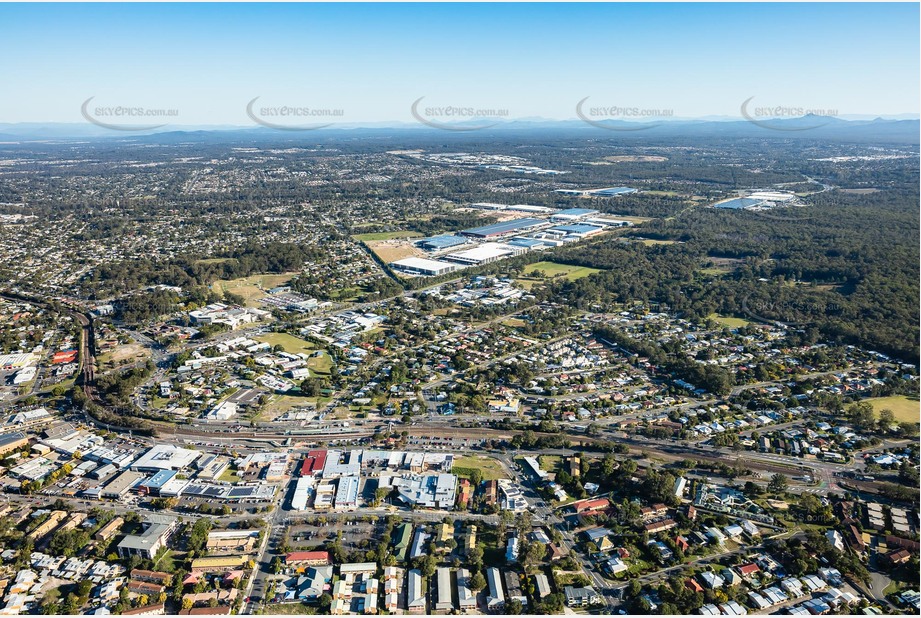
[0,116,917,144]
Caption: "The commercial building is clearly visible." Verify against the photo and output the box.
[102,470,145,499]
[131,445,200,473]
[388,473,457,509]
[334,476,360,510]
[285,551,330,567]
[291,476,314,511]
[138,470,179,496]
[300,450,328,477]
[390,257,457,277]
[565,585,600,607]
[0,432,29,457]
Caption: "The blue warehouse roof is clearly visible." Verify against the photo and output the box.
[419,235,467,249]
[554,208,598,217]
[550,224,603,234]
[461,217,545,237]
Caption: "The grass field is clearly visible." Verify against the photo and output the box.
[605,215,655,224]
[638,238,678,246]
[707,313,752,328]
[254,332,316,355]
[194,257,238,265]
[866,396,920,423]
[352,230,422,242]
[211,273,296,306]
[538,455,563,474]
[218,468,241,483]
[524,261,603,281]
[453,455,509,480]
[259,394,317,419]
[308,351,334,375]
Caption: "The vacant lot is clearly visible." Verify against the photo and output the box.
[211,273,296,306]
[366,240,422,263]
[866,396,920,423]
[353,230,422,242]
[98,343,149,366]
[254,332,316,355]
[453,455,509,480]
[706,313,751,329]
[524,261,603,281]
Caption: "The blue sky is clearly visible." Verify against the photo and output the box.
[0,3,917,126]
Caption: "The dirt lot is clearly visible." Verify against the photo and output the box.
[367,240,422,263]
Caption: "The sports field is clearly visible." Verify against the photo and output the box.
[865,396,920,423]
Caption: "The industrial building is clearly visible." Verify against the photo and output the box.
[549,208,599,222]
[591,186,638,196]
[442,242,524,266]
[546,223,605,239]
[416,235,468,252]
[390,257,458,277]
[460,217,545,239]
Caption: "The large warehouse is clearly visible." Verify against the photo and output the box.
[549,208,599,222]
[460,217,545,239]
[443,242,524,266]
[390,257,458,277]
[416,235,468,252]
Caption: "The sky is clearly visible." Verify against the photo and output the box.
[0,3,918,127]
